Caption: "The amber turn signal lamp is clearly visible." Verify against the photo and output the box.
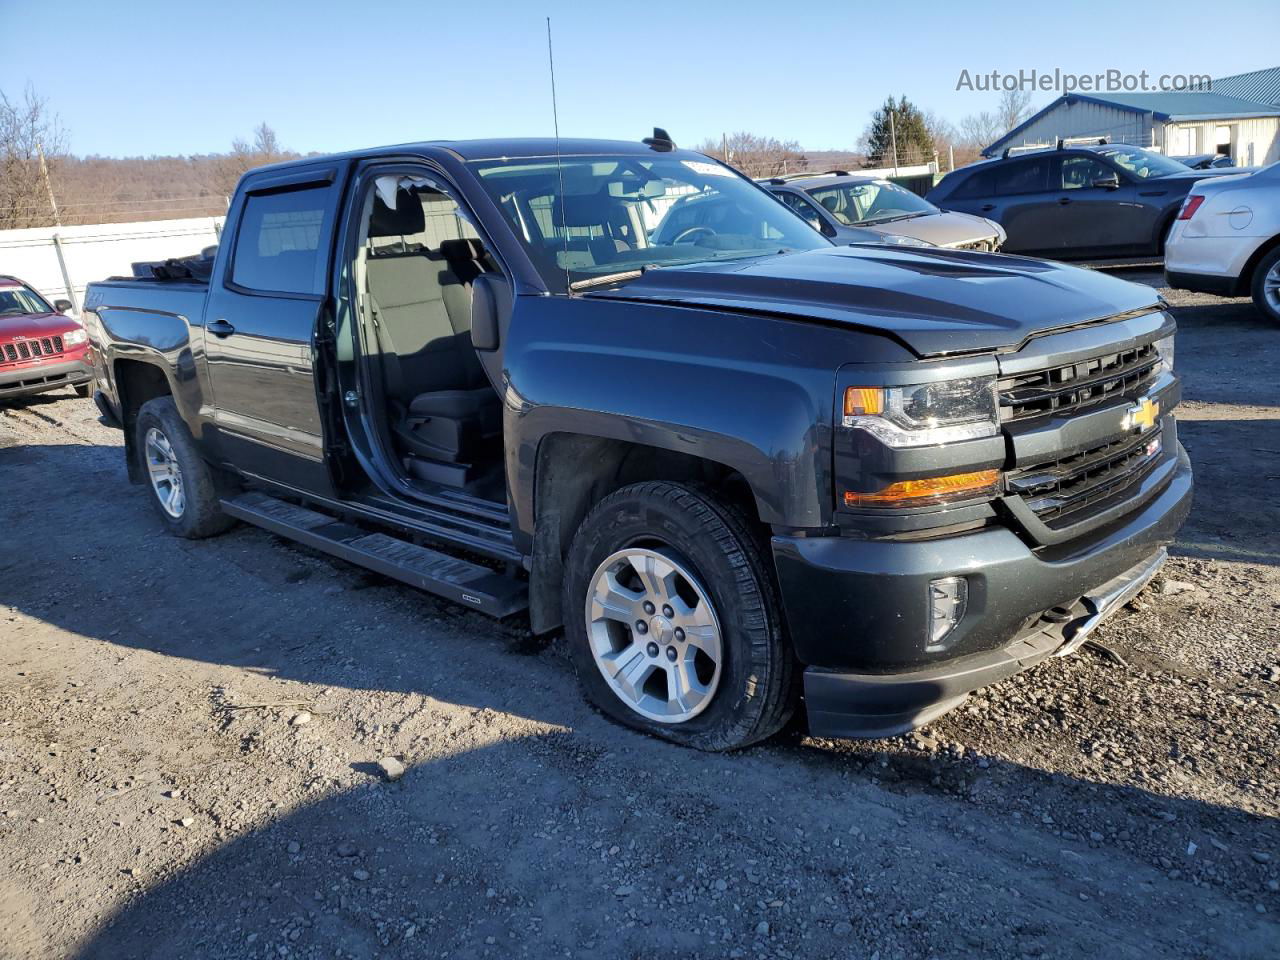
[843,469,1000,508]
[843,386,884,417]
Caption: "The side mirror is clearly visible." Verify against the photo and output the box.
[1092,175,1121,190]
[471,274,509,351]
[54,299,73,314]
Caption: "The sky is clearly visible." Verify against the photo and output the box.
[2,0,1278,158]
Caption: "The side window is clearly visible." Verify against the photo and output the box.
[1059,156,1114,190]
[993,159,1049,196]
[778,192,823,219]
[949,167,996,200]
[232,185,333,295]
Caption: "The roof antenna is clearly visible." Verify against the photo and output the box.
[546,16,571,295]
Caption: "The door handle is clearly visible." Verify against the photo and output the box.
[1058,197,1073,205]
[207,319,236,338]
[980,204,996,212]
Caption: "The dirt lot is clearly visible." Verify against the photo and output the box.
[1,272,1278,960]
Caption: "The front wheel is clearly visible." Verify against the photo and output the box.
[74,383,91,399]
[134,396,236,539]
[562,481,796,751]
[1251,246,1280,325]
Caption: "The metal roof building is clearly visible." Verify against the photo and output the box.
[984,68,1280,167]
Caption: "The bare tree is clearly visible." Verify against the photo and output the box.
[0,85,68,229]
[957,111,1003,154]
[209,122,294,197]
[697,132,807,178]
[997,89,1034,134]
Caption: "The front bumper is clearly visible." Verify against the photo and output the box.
[774,445,1192,738]
[0,357,92,399]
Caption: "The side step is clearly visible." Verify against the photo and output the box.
[221,491,528,618]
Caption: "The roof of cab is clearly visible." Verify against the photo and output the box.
[243,137,698,178]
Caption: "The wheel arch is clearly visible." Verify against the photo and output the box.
[526,432,768,636]
[113,358,174,484]
[1239,233,1280,298]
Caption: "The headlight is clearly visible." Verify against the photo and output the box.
[879,233,935,247]
[843,377,999,447]
[1155,333,1174,374]
[62,327,88,346]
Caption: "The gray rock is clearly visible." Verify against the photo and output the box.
[1249,851,1271,864]
[352,869,370,881]
[287,841,300,855]
[755,921,770,936]
[376,757,405,782]
[335,841,358,857]
[289,712,311,726]
[614,885,635,897]
[833,921,853,935]
[1158,579,1197,596]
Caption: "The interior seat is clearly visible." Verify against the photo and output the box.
[363,190,501,485]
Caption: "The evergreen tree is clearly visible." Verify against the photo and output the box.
[864,96,935,166]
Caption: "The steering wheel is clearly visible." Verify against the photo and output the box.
[672,225,716,244]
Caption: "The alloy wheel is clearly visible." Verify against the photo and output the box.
[1265,259,1280,314]
[585,547,723,723]
[144,427,185,518]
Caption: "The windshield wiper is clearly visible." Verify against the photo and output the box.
[569,268,651,292]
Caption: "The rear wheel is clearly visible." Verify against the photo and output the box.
[1251,247,1280,325]
[562,481,796,750]
[135,396,235,538]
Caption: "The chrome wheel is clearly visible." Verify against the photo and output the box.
[144,427,185,518]
[585,547,723,724]
[1265,260,1280,313]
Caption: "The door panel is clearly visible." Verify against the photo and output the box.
[204,172,340,492]
[1050,155,1151,256]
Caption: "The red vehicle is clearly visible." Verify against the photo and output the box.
[0,276,92,401]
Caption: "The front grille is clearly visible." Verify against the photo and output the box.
[1007,427,1164,527]
[1,336,62,363]
[999,342,1159,423]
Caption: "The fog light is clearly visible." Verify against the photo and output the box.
[928,577,968,651]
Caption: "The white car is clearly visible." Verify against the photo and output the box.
[1165,162,1280,324]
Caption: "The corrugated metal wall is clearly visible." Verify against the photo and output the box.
[996,101,1157,152]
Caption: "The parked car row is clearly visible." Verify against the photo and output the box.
[926,141,1249,261]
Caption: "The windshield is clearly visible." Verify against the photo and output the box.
[0,285,53,316]
[469,155,828,292]
[804,180,938,226]
[1094,146,1189,179]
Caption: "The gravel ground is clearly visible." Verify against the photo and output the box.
[1,274,1277,960]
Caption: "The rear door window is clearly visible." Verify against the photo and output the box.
[993,158,1050,196]
[949,167,996,199]
[232,185,335,295]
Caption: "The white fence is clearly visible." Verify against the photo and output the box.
[0,216,225,317]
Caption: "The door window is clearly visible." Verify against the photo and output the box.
[1059,156,1114,190]
[949,166,996,199]
[232,185,334,295]
[776,191,832,232]
[993,158,1049,196]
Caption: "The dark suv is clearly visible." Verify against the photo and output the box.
[928,141,1245,260]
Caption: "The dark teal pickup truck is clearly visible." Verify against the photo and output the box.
[83,132,1191,749]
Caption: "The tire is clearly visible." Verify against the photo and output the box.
[562,481,796,751]
[74,383,91,399]
[134,396,236,539]
[1250,246,1280,325]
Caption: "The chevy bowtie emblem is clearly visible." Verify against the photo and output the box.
[1123,397,1159,432]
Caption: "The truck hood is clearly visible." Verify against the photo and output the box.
[586,246,1161,357]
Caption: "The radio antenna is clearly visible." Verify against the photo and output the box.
[546,16,571,294]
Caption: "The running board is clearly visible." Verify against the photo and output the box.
[221,491,528,618]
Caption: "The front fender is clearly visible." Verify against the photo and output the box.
[503,295,909,538]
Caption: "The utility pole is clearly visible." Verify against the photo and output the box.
[37,141,61,227]
[888,110,898,176]
[948,144,955,172]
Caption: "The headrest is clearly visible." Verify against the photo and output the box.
[440,238,485,264]
[369,189,425,238]
[559,192,618,228]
